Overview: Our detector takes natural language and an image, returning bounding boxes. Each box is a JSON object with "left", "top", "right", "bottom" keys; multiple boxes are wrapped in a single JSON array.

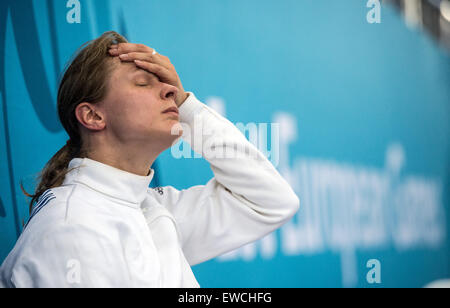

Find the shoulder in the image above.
[
  {"left": 24, "top": 183, "right": 118, "bottom": 231},
  {"left": 150, "top": 186, "right": 166, "bottom": 196},
  {"left": 3, "top": 219, "right": 126, "bottom": 287},
  {"left": 21, "top": 191, "right": 113, "bottom": 252},
  {"left": 148, "top": 184, "right": 207, "bottom": 199},
  {"left": 147, "top": 185, "right": 180, "bottom": 200},
  {"left": 147, "top": 184, "right": 193, "bottom": 208},
  {"left": 146, "top": 181, "right": 216, "bottom": 211},
  {"left": 22, "top": 186, "right": 74, "bottom": 231},
  {"left": 19, "top": 184, "right": 120, "bottom": 253}
]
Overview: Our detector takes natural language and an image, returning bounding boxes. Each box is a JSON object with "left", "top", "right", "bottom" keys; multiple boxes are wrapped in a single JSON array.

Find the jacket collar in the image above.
[{"left": 62, "top": 157, "right": 154, "bottom": 206}]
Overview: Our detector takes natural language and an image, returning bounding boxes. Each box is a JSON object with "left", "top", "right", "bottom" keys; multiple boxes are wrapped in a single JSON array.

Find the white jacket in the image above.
[{"left": 0, "top": 91, "right": 300, "bottom": 288}]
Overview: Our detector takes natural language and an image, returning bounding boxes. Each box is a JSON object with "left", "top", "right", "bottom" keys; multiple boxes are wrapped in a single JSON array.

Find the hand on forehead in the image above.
[
  {"left": 108, "top": 42, "right": 188, "bottom": 107},
  {"left": 109, "top": 43, "right": 171, "bottom": 80}
]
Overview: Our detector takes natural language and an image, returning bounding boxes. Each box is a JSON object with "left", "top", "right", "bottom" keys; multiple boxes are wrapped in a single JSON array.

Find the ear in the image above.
[{"left": 75, "top": 102, "right": 106, "bottom": 131}]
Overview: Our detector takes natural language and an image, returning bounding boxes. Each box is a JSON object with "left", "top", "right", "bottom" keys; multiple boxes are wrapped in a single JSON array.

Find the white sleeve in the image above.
[
  {"left": 10, "top": 222, "right": 131, "bottom": 288},
  {"left": 149, "top": 92, "right": 300, "bottom": 266}
]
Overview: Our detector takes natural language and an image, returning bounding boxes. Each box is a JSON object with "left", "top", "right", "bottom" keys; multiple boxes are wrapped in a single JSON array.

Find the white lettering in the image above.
[{"left": 66, "top": 0, "right": 81, "bottom": 24}]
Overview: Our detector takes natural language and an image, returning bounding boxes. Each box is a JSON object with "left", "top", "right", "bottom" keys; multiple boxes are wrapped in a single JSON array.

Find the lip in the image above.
[
  {"left": 164, "top": 111, "right": 179, "bottom": 119},
  {"left": 162, "top": 106, "right": 179, "bottom": 115}
]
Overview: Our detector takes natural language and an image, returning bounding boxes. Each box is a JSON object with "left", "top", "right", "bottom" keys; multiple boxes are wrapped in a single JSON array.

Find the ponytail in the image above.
[{"left": 21, "top": 139, "right": 82, "bottom": 214}]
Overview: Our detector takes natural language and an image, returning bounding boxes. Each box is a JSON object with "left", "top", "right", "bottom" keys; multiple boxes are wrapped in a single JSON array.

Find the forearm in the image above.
[{"left": 178, "top": 91, "right": 300, "bottom": 218}]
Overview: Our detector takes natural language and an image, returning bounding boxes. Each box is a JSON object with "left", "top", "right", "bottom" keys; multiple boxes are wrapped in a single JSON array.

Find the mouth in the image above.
[{"left": 162, "top": 106, "right": 179, "bottom": 115}]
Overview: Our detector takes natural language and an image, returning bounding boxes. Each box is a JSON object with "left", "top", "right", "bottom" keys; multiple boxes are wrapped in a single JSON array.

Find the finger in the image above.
[
  {"left": 134, "top": 60, "right": 173, "bottom": 83},
  {"left": 111, "top": 43, "right": 154, "bottom": 55},
  {"left": 118, "top": 52, "right": 173, "bottom": 70}
]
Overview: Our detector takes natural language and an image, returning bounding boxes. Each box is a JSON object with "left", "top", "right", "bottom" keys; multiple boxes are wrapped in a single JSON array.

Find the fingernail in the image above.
[{"left": 119, "top": 54, "right": 129, "bottom": 59}]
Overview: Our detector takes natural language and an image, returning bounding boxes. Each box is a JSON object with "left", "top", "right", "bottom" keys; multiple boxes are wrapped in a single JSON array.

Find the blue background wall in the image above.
[{"left": 0, "top": 0, "right": 449, "bottom": 287}]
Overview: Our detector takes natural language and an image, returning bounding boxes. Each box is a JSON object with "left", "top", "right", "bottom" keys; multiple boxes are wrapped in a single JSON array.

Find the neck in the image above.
[{"left": 86, "top": 139, "right": 165, "bottom": 176}]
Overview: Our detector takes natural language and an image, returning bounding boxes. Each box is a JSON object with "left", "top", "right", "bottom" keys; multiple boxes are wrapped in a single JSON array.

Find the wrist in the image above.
[{"left": 177, "top": 92, "right": 189, "bottom": 107}]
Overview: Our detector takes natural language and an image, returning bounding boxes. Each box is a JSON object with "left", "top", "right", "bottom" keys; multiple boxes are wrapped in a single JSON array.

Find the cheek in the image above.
[{"left": 106, "top": 90, "right": 160, "bottom": 131}]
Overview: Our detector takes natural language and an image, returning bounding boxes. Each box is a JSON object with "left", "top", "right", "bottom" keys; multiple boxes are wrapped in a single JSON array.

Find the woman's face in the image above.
[{"left": 100, "top": 59, "right": 183, "bottom": 147}]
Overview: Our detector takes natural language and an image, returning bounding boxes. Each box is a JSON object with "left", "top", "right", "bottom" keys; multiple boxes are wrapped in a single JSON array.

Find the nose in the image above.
[{"left": 160, "top": 83, "right": 179, "bottom": 102}]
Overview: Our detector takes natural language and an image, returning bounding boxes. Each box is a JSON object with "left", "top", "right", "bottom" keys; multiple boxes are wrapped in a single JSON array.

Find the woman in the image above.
[{"left": 0, "top": 31, "right": 299, "bottom": 287}]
